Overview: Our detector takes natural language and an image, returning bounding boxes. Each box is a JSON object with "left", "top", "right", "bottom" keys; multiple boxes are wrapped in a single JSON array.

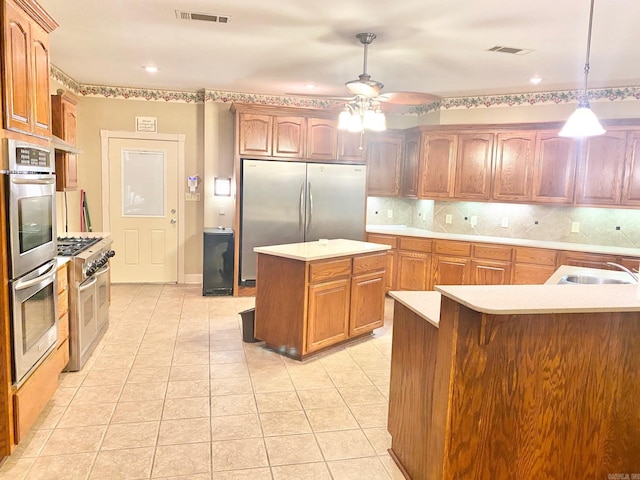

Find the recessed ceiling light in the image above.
[
  {"left": 529, "top": 76, "right": 542, "bottom": 85},
  {"left": 143, "top": 66, "right": 158, "bottom": 73},
  {"left": 305, "top": 84, "right": 316, "bottom": 89}
]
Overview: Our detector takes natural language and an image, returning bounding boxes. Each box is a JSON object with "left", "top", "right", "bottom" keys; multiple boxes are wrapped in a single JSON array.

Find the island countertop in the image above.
[{"left": 254, "top": 238, "right": 390, "bottom": 261}]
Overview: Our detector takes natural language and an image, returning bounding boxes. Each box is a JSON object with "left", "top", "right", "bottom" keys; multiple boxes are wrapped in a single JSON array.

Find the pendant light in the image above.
[{"left": 558, "top": 0, "right": 605, "bottom": 138}]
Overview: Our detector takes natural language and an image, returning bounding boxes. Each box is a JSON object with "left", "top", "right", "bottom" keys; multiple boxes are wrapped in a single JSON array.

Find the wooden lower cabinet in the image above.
[
  {"left": 306, "top": 279, "right": 350, "bottom": 354},
  {"left": 255, "top": 250, "right": 386, "bottom": 359},
  {"left": 512, "top": 246, "right": 557, "bottom": 284},
  {"left": 558, "top": 251, "right": 618, "bottom": 270},
  {"left": 471, "top": 260, "right": 511, "bottom": 285},
  {"left": 396, "top": 251, "right": 431, "bottom": 290},
  {"left": 433, "top": 255, "right": 470, "bottom": 286}
]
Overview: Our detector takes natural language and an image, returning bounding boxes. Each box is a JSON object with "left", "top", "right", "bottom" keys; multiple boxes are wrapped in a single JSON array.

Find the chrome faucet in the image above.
[{"left": 606, "top": 262, "right": 639, "bottom": 283}]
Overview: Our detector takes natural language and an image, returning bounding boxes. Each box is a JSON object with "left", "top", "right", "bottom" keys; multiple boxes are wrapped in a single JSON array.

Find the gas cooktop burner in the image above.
[{"left": 57, "top": 236, "right": 102, "bottom": 256}]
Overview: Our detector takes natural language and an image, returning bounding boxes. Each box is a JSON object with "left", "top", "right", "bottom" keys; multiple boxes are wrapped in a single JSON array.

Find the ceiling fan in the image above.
[{"left": 290, "top": 32, "right": 440, "bottom": 110}]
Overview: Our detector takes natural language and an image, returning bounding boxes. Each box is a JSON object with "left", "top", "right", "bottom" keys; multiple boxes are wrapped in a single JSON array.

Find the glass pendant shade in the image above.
[
  {"left": 559, "top": 105, "right": 605, "bottom": 138},
  {"left": 338, "top": 109, "right": 351, "bottom": 130}
]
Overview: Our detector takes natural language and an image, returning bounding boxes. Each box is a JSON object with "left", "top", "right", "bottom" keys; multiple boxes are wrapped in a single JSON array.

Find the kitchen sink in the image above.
[{"left": 558, "top": 274, "right": 632, "bottom": 285}]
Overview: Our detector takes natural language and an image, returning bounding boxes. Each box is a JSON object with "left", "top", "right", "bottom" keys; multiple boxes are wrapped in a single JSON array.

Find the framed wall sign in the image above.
[{"left": 135, "top": 116, "right": 158, "bottom": 133}]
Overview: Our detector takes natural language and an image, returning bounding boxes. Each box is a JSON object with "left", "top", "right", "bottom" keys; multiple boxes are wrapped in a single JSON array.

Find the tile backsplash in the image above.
[{"left": 367, "top": 197, "right": 640, "bottom": 249}]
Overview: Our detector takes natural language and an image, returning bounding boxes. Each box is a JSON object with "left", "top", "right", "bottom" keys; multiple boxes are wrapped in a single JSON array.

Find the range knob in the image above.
[{"left": 106, "top": 250, "right": 116, "bottom": 258}]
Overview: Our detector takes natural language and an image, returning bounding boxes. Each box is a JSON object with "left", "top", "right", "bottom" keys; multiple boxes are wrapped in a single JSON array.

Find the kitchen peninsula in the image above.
[
  {"left": 387, "top": 283, "right": 640, "bottom": 479},
  {"left": 254, "top": 239, "right": 389, "bottom": 358}
]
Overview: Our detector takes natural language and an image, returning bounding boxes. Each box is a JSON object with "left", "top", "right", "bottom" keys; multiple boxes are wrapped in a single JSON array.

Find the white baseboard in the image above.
[{"left": 184, "top": 274, "right": 203, "bottom": 285}]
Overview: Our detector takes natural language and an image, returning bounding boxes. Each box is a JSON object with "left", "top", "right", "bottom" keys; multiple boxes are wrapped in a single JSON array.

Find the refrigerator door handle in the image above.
[
  {"left": 307, "top": 181, "right": 313, "bottom": 235},
  {"left": 299, "top": 184, "right": 305, "bottom": 235}
]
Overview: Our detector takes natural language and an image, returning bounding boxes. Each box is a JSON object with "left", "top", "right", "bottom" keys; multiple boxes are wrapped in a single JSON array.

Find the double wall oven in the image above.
[{"left": 2, "top": 139, "right": 58, "bottom": 386}]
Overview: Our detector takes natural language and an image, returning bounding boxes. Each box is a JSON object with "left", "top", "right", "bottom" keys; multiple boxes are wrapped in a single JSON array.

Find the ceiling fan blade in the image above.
[{"left": 378, "top": 92, "right": 441, "bottom": 105}]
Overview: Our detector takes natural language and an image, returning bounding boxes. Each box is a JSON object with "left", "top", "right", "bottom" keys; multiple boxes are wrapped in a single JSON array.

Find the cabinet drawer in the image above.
[
  {"left": 473, "top": 244, "right": 512, "bottom": 262},
  {"left": 309, "top": 258, "right": 352, "bottom": 283},
  {"left": 367, "top": 234, "right": 398, "bottom": 249},
  {"left": 13, "top": 341, "right": 66, "bottom": 443},
  {"left": 57, "top": 311, "right": 69, "bottom": 346},
  {"left": 514, "top": 247, "right": 557, "bottom": 266},
  {"left": 434, "top": 240, "right": 472, "bottom": 257},
  {"left": 57, "top": 265, "right": 68, "bottom": 294},
  {"left": 399, "top": 237, "right": 433, "bottom": 253},
  {"left": 58, "top": 290, "right": 68, "bottom": 317},
  {"left": 353, "top": 253, "right": 386, "bottom": 274}
]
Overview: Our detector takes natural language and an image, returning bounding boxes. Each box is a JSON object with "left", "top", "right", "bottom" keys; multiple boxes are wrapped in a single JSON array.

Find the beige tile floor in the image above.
[{"left": 0, "top": 284, "right": 404, "bottom": 480}]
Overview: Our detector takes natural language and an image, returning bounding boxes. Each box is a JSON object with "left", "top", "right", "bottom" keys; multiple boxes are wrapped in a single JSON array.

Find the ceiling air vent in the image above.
[
  {"left": 487, "top": 45, "right": 533, "bottom": 55},
  {"left": 175, "top": 10, "right": 231, "bottom": 24}
]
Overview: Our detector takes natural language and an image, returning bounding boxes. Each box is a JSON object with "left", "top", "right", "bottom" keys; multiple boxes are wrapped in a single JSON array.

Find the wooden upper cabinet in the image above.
[
  {"left": 273, "top": 116, "right": 305, "bottom": 158},
  {"left": 402, "top": 133, "right": 420, "bottom": 197},
  {"left": 3, "top": 0, "right": 32, "bottom": 133},
  {"left": 532, "top": 132, "right": 578, "bottom": 203},
  {"left": 454, "top": 133, "right": 494, "bottom": 200},
  {"left": 419, "top": 134, "right": 457, "bottom": 198},
  {"left": 366, "top": 133, "right": 403, "bottom": 196},
  {"left": 492, "top": 132, "right": 535, "bottom": 201},
  {"left": 51, "top": 91, "right": 78, "bottom": 191},
  {"left": 238, "top": 113, "right": 272, "bottom": 156},
  {"left": 2, "top": 0, "right": 56, "bottom": 137},
  {"left": 575, "top": 130, "right": 627, "bottom": 205},
  {"left": 622, "top": 129, "right": 640, "bottom": 206},
  {"left": 338, "top": 131, "right": 366, "bottom": 163},
  {"left": 306, "top": 118, "right": 338, "bottom": 160}
]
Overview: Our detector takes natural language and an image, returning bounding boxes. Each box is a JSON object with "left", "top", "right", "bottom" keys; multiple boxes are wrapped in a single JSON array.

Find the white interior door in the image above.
[{"left": 108, "top": 138, "right": 178, "bottom": 283}]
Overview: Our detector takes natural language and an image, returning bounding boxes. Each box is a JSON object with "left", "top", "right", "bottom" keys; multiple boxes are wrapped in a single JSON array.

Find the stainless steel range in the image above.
[{"left": 57, "top": 236, "right": 115, "bottom": 371}]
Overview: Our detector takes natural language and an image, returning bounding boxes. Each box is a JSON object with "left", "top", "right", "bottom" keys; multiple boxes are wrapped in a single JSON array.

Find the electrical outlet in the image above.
[
  {"left": 501, "top": 217, "right": 509, "bottom": 228},
  {"left": 445, "top": 214, "right": 453, "bottom": 224},
  {"left": 571, "top": 222, "right": 580, "bottom": 233},
  {"left": 470, "top": 215, "right": 477, "bottom": 227},
  {"left": 387, "top": 209, "right": 393, "bottom": 219},
  {"left": 185, "top": 192, "right": 200, "bottom": 201}
]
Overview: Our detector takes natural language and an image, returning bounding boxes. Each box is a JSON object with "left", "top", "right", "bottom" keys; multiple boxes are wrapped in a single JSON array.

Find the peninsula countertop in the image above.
[{"left": 254, "top": 238, "right": 390, "bottom": 262}]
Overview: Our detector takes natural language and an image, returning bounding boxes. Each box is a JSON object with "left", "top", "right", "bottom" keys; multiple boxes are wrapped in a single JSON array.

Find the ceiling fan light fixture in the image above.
[
  {"left": 347, "top": 113, "right": 363, "bottom": 133},
  {"left": 338, "top": 108, "right": 352, "bottom": 130},
  {"left": 559, "top": 0, "right": 605, "bottom": 138}
]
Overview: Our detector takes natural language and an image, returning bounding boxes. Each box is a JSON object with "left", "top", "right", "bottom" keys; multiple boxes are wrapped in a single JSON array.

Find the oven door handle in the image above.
[
  {"left": 10, "top": 177, "right": 56, "bottom": 185},
  {"left": 79, "top": 276, "right": 98, "bottom": 292},
  {"left": 14, "top": 262, "right": 57, "bottom": 291},
  {"left": 95, "top": 264, "right": 110, "bottom": 277}
]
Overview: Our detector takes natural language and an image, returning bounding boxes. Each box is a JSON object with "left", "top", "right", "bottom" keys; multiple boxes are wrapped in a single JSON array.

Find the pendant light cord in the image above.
[{"left": 582, "top": 0, "right": 596, "bottom": 104}]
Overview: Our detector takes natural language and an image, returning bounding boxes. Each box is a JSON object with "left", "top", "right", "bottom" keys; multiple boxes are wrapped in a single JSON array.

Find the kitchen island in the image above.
[
  {"left": 387, "top": 283, "right": 640, "bottom": 479},
  {"left": 254, "top": 239, "right": 390, "bottom": 359}
]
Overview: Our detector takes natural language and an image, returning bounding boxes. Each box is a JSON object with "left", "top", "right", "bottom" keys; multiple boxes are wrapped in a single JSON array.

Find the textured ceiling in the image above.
[{"left": 39, "top": 0, "right": 640, "bottom": 100}]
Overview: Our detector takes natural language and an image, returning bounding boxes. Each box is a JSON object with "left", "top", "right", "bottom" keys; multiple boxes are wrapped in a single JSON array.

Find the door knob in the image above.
[{"left": 170, "top": 218, "right": 177, "bottom": 224}]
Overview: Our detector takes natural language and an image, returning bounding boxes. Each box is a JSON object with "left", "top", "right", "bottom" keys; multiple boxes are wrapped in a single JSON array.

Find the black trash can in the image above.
[{"left": 240, "top": 308, "right": 259, "bottom": 343}]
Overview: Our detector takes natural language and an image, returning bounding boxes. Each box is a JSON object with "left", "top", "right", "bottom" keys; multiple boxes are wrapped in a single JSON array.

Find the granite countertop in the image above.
[
  {"left": 254, "top": 238, "right": 390, "bottom": 261},
  {"left": 366, "top": 225, "right": 640, "bottom": 257}
]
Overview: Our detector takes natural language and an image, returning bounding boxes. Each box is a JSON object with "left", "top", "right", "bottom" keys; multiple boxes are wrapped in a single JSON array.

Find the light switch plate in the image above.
[
  {"left": 470, "top": 215, "right": 477, "bottom": 227},
  {"left": 387, "top": 209, "right": 393, "bottom": 219}
]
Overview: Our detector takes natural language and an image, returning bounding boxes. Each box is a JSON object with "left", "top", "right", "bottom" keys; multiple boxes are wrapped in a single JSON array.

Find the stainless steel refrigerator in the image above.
[{"left": 240, "top": 159, "right": 367, "bottom": 284}]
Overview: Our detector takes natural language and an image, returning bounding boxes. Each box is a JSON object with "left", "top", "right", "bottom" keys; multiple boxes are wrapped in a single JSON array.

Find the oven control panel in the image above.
[{"left": 84, "top": 250, "right": 116, "bottom": 277}]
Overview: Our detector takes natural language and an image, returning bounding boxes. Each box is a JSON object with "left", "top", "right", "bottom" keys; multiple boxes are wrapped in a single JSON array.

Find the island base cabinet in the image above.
[
  {"left": 349, "top": 271, "right": 385, "bottom": 336},
  {"left": 388, "top": 296, "right": 640, "bottom": 479},
  {"left": 306, "top": 279, "right": 350, "bottom": 354}
]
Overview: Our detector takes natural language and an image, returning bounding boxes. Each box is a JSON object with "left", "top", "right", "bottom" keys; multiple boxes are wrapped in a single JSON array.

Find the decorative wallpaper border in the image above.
[{"left": 52, "top": 65, "right": 640, "bottom": 113}]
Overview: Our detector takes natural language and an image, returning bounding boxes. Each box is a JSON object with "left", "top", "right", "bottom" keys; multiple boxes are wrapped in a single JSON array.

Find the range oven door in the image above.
[
  {"left": 7, "top": 172, "right": 57, "bottom": 278},
  {"left": 10, "top": 260, "right": 58, "bottom": 386},
  {"left": 95, "top": 264, "right": 110, "bottom": 334},
  {"left": 78, "top": 276, "right": 98, "bottom": 365}
]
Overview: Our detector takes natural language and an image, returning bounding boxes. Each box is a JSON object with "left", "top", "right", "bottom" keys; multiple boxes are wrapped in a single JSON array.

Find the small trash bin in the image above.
[{"left": 240, "top": 308, "right": 259, "bottom": 343}]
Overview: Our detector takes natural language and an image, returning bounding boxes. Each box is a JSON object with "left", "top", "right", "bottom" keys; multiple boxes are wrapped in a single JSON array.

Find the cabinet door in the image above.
[
  {"left": 238, "top": 113, "right": 272, "bottom": 156},
  {"left": 419, "top": 134, "right": 457, "bottom": 198},
  {"left": 350, "top": 271, "right": 385, "bottom": 336},
  {"left": 454, "top": 133, "right": 494, "bottom": 200},
  {"left": 512, "top": 264, "right": 556, "bottom": 285},
  {"left": 402, "top": 133, "right": 420, "bottom": 197},
  {"left": 532, "top": 133, "right": 578, "bottom": 203},
  {"left": 396, "top": 251, "right": 431, "bottom": 291},
  {"left": 471, "top": 260, "right": 512, "bottom": 285},
  {"left": 433, "top": 256, "right": 470, "bottom": 286},
  {"left": 492, "top": 132, "right": 535, "bottom": 201},
  {"left": 273, "top": 116, "right": 305, "bottom": 158},
  {"left": 575, "top": 131, "right": 627, "bottom": 205},
  {"left": 3, "top": 0, "right": 32, "bottom": 133},
  {"left": 622, "top": 130, "right": 640, "bottom": 206},
  {"left": 367, "top": 134, "right": 403, "bottom": 196},
  {"left": 306, "top": 278, "right": 350, "bottom": 354},
  {"left": 307, "top": 118, "right": 338, "bottom": 160},
  {"left": 384, "top": 251, "right": 397, "bottom": 291},
  {"left": 30, "top": 21, "right": 51, "bottom": 137},
  {"left": 338, "top": 131, "right": 367, "bottom": 163}
]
